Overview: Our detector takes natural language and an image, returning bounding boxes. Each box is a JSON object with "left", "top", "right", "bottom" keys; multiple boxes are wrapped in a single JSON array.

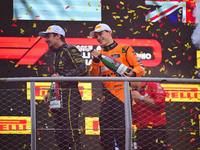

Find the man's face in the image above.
[
  {"left": 94, "top": 30, "right": 112, "bottom": 47},
  {"left": 45, "top": 33, "right": 59, "bottom": 49},
  {"left": 130, "top": 82, "right": 143, "bottom": 91}
]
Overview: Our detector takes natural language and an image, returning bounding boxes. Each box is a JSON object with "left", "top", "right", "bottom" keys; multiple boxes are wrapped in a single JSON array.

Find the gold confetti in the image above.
[
  {"left": 106, "top": 5, "right": 109, "bottom": 10},
  {"left": 164, "top": 32, "right": 169, "bottom": 35},
  {"left": 48, "top": 112, "right": 52, "bottom": 117},
  {"left": 20, "top": 28, "right": 25, "bottom": 34},
  {"left": 172, "top": 55, "right": 176, "bottom": 58},
  {"left": 43, "top": 74, "right": 47, "bottom": 77},
  {"left": 33, "top": 23, "right": 36, "bottom": 28},
  {"left": 146, "top": 25, "right": 150, "bottom": 31},
  {"left": 137, "top": 5, "right": 150, "bottom": 10},
  {"left": 120, "top": 1, "right": 124, "bottom": 5}
]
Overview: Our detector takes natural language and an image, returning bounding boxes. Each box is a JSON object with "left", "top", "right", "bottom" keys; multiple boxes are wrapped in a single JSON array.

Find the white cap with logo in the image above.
[
  {"left": 89, "top": 23, "right": 112, "bottom": 38},
  {"left": 39, "top": 25, "right": 65, "bottom": 38}
]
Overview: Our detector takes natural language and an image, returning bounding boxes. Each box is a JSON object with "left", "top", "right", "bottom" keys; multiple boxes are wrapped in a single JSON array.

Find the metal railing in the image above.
[{"left": 0, "top": 77, "right": 199, "bottom": 150}]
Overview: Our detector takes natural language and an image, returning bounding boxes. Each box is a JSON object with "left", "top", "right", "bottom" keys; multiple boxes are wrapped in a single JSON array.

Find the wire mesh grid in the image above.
[{"left": 0, "top": 82, "right": 199, "bottom": 150}]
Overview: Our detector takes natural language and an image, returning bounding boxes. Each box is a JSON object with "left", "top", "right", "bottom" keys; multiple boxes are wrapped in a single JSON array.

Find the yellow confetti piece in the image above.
[
  {"left": 33, "top": 23, "right": 36, "bottom": 28},
  {"left": 97, "top": 98, "right": 101, "bottom": 101},
  {"left": 88, "top": 2, "right": 91, "bottom": 7},
  {"left": 27, "top": 65, "right": 31, "bottom": 68},
  {"left": 117, "top": 24, "right": 122, "bottom": 26},
  {"left": 161, "top": 112, "right": 166, "bottom": 115},
  {"left": 124, "top": 15, "right": 129, "bottom": 19},
  {"left": 127, "top": 10, "right": 135, "bottom": 13},
  {"left": 147, "top": 126, "right": 152, "bottom": 129},
  {"left": 168, "top": 48, "right": 172, "bottom": 52},
  {"left": 146, "top": 25, "right": 150, "bottom": 31},
  {"left": 159, "top": 67, "right": 165, "bottom": 72},
  {"left": 133, "top": 31, "right": 140, "bottom": 34},
  {"left": 10, "top": 61, "right": 15, "bottom": 64},
  {"left": 149, "top": 22, "right": 153, "bottom": 26},
  {"left": 15, "top": 64, "right": 19, "bottom": 68},
  {"left": 70, "top": 19, "right": 75, "bottom": 21},
  {"left": 182, "top": 106, "right": 186, "bottom": 109},
  {"left": 38, "top": 138, "right": 41, "bottom": 140},
  {"left": 106, "top": 5, "right": 109, "bottom": 10},
  {"left": 137, "top": 5, "right": 150, "bottom": 10},
  {"left": 160, "top": 140, "right": 164, "bottom": 144},
  {"left": 164, "top": 32, "right": 169, "bottom": 35},
  {"left": 156, "top": 28, "right": 161, "bottom": 31},
  {"left": 156, "top": 138, "right": 158, "bottom": 143},
  {"left": 20, "top": 28, "right": 25, "bottom": 34},
  {"left": 43, "top": 74, "right": 47, "bottom": 77},
  {"left": 190, "top": 132, "right": 196, "bottom": 135},
  {"left": 26, "top": 13, "right": 29, "bottom": 15},
  {"left": 169, "top": 61, "right": 173, "bottom": 65},
  {"left": 23, "top": 144, "right": 26, "bottom": 149},
  {"left": 35, "top": 102, "right": 38, "bottom": 105},
  {"left": 48, "top": 112, "right": 52, "bottom": 117},
  {"left": 29, "top": 7, "right": 32, "bottom": 10},
  {"left": 171, "top": 55, "right": 176, "bottom": 58},
  {"left": 190, "top": 119, "right": 196, "bottom": 126},
  {"left": 148, "top": 70, "right": 151, "bottom": 74},
  {"left": 120, "top": 1, "right": 124, "bottom": 5}
]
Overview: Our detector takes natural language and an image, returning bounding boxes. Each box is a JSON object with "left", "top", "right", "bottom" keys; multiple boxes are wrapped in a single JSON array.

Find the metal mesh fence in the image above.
[{"left": 0, "top": 80, "right": 199, "bottom": 150}]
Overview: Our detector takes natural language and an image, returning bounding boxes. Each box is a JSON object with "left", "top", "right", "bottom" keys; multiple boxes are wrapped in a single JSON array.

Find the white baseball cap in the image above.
[
  {"left": 39, "top": 25, "right": 65, "bottom": 38},
  {"left": 89, "top": 23, "right": 112, "bottom": 38}
]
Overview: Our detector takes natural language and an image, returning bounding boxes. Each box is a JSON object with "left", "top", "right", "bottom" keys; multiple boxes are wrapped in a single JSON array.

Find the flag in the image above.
[{"left": 145, "top": 0, "right": 196, "bottom": 23}]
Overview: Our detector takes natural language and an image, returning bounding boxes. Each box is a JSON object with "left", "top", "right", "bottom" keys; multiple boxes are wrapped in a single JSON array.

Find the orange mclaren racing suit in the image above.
[
  {"left": 89, "top": 41, "right": 145, "bottom": 150},
  {"left": 90, "top": 41, "right": 145, "bottom": 102}
]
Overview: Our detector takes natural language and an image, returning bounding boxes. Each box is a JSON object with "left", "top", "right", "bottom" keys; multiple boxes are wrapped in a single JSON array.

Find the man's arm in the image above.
[
  {"left": 57, "top": 46, "right": 87, "bottom": 77},
  {"left": 126, "top": 46, "right": 145, "bottom": 77}
]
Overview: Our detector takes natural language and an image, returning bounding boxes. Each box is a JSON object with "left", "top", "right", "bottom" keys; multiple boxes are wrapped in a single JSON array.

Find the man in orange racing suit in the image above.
[{"left": 89, "top": 23, "right": 145, "bottom": 150}]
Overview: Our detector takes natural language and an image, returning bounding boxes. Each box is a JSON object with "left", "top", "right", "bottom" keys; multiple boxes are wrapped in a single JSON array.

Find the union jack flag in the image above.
[{"left": 145, "top": 0, "right": 196, "bottom": 23}]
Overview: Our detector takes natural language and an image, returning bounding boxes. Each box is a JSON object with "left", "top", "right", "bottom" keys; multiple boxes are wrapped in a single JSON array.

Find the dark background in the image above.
[{"left": 0, "top": 0, "right": 199, "bottom": 150}]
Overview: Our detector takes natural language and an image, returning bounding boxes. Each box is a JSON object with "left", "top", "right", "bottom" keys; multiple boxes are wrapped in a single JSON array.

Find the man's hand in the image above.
[
  {"left": 44, "top": 93, "right": 50, "bottom": 103},
  {"left": 51, "top": 74, "right": 60, "bottom": 77},
  {"left": 91, "top": 49, "right": 101, "bottom": 59},
  {"left": 131, "top": 90, "right": 141, "bottom": 100},
  {"left": 122, "top": 69, "right": 135, "bottom": 77}
]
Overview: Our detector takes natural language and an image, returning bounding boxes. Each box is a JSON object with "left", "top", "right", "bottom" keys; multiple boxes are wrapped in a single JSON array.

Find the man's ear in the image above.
[{"left": 56, "top": 34, "right": 61, "bottom": 40}]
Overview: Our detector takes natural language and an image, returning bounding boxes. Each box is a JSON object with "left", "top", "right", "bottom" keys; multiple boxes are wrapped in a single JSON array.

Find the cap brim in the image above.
[
  {"left": 38, "top": 31, "right": 47, "bottom": 38},
  {"left": 89, "top": 30, "right": 103, "bottom": 38}
]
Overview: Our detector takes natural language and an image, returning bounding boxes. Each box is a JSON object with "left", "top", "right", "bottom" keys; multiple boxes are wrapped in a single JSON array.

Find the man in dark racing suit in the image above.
[{"left": 40, "top": 25, "right": 87, "bottom": 150}]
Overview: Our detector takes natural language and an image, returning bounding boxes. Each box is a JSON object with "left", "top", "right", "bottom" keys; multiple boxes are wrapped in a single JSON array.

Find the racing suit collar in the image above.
[
  {"left": 51, "top": 42, "right": 68, "bottom": 53},
  {"left": 103, "top": 41, "right": 118, "bottom": 51}
]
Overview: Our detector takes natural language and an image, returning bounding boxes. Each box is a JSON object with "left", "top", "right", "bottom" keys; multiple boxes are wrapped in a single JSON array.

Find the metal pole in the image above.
[
  {"left": 1, "top": 77, "right": 200, "bottom": 84},
  {"left": 124, "top": 81, "right": 132, "bottom": 150},
  {"left": 30, "top": 82, "right": 36, "bottom": 150}
]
